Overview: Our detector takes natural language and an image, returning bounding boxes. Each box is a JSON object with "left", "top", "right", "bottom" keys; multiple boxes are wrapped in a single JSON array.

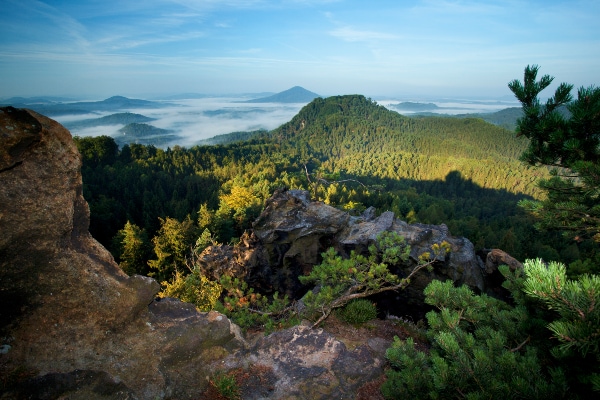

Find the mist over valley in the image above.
[{"left": 1, "top": 88, "right": 522, "bottom": 148}]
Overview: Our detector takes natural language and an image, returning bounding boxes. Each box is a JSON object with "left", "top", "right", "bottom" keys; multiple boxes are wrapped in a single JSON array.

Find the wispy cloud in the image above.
[
  {"left": 329, "top": 27, "right": 399, "bottom": 43},
  {"left": 99, "top": 31, "right": 207, "bottom": 51}
]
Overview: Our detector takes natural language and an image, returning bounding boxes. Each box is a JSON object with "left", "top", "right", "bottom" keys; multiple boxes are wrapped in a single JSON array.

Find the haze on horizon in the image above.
[{"left": 1, "top": 0, "right": 599, "bottom": 100}]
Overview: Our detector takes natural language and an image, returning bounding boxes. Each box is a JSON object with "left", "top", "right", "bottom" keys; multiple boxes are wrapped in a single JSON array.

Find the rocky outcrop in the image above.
[
  {"left": 199, "top": 188, "right": 489, "bottom": 316},
  {"left": 0, "top": 107, "right": 413, "bottom": 399},
  {"left": 0, "top": 107, "right": 246, "bottom": 399}
]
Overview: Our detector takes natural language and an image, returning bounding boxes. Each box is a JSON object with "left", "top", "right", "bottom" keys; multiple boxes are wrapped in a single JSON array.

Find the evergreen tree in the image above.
[
  {"left": 148, "top": 216, "right": 197, "bottom": 282},
  {"left": 112, "top": 220, "right": 150, "bottom": 276},
  {"left": 522, "top": 258, "right": 600, "bottom": 391},
  {"left": 509, "top": 65, "right": 600, "bottom": 242}
]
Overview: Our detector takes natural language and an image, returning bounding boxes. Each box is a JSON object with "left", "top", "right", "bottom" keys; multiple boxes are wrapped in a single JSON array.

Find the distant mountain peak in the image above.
[
  {"left": 243, "top": 86, "right": 320, "bottom": 103},
  {"left": 104, "top": 95, "right": 130, "bottom": 102}
]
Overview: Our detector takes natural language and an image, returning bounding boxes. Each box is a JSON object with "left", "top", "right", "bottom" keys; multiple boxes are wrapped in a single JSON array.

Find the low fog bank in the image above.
[{"left": 54, "top": 97, "right": 305, "bottom": 148}]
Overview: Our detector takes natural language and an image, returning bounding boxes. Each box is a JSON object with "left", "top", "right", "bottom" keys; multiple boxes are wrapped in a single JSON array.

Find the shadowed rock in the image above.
[{"left": 199, "top": 188, "right": 488, "bottom": 316}]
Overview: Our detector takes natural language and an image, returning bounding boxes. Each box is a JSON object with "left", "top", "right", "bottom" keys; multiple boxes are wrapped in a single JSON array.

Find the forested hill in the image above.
[
  {"left": 266, "top": 95, "right": 544, "bottom": 196},
  {"left": 272, "top": 95, "right": 526, "bottom": 160}
]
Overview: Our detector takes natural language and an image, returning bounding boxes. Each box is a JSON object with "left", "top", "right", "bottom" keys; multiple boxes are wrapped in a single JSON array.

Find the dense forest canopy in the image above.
[{"left": 73, "top": 94, "right": 597, "bottom": 278}]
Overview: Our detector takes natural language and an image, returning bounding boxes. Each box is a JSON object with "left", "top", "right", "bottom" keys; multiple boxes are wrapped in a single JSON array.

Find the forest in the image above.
[
  {"left": 73, "top": 68, "right": 600, "bottom": 397},
  {"left": 75, "top": 94, "right": 594, "bottom": 279}
]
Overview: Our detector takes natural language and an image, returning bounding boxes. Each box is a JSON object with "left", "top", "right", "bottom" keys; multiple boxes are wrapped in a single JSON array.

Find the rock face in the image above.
[
  {"left": 0, "top": 107, "right": 247, "bottom": 399},
  {"left": 0, "top": 107, "right": 412, "bottom": 399},
  {"left": 199, "top": 188, "right": 489, "bottom": 316}
]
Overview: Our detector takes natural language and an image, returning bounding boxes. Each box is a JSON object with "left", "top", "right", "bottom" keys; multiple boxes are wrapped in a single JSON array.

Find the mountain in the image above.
[
  {"left": 460, "top": 107, "right": 523, "bottom": 130},
  {"left": 1, "top": 96, "right": 171, "bottom": 116},
  {"left": 0, "top": 96, "right": 76, "bottom": 105},
  {"left": 389, "top": 101, "right": 440, "bottom": 111},
  {"left": 195, "top": 129, "right": 267, "bottom": 146},
  {"left": 242, "top": 86, "right": 320, "bottom": 103},
  {"left": 64, "top": 112, "right": 155, "bottom": 130},
  {"left": 115, "top": 123, "right": 179, "bottom": 147},
  {"left": 270, "top": 95, "right": 528, "bottom": 161}
]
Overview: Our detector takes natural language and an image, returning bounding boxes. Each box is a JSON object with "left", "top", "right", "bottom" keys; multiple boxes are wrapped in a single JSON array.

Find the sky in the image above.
[{"left": 1, "top": 0, "right": 599, "bottom": 99}]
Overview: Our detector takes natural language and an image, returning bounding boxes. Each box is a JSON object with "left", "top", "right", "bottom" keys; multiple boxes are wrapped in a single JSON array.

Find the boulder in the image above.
[{"left": 223, "top": 324, "right": 386, "bottom": 399}]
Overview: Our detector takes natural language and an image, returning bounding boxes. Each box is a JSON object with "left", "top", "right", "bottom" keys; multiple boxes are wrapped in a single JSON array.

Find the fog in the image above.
[
  {"left": 55, "top": 97, "right": 307, "bottom": 148},
  {"left": 377, "top": 98, "right": 520, "bottom": 115},
  {"left": 53, "top": 96, "right": 520, "bottom": 148}
]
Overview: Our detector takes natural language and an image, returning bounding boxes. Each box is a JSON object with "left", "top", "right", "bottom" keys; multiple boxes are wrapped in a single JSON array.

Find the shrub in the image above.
[
  {"left": 210, "top": 370, "right": 241, "bottom": 400},
  {"left": 158, "top": 269, "right": 222, "bottom": 311},
  {"left": 337, "top": 299, "right": 378, "bottom": 324},
  {"left": 381, "top": 258, "right": 600, "bottom": 398}
]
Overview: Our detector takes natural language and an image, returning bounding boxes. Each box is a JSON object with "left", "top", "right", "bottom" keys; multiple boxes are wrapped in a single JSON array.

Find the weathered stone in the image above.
[
  {"left": 0, "top": 107, "right": 245, "bottom": 399},
  {"left": 483, "top": 248, "right": 524, "bottom": 300},
  {"left": 200, "top": 188, "right": 487, "bottom": 316},
  {"left": 230, "top": 325, "right": 385, "bottom": 399},
  {"left": 11, "top": 369, "right": 138, "bottom": 400}
]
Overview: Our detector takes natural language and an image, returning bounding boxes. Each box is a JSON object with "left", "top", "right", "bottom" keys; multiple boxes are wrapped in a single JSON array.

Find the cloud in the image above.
[{"left": 329, "top": 27, "right": 399, "bottom": 43}]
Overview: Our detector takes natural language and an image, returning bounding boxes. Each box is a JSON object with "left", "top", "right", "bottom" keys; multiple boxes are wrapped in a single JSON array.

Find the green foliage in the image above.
[
  {"left": 210, "top": 370, "right": 241, "bottom": 400},
  {"left": 158, "top": 269, "right": 222, "bottom": 312},
  {"left": 147, "top": 216, "right": 197, "bottom": 282},
  {"left": 300, "top": 232, "right": 449, "bottom": 326},
  {"left": 509, "top": 65, "right": 600, "bottom": 244},
  {"left": 337, "top": 299, "right": 378, "bottom": 325},
  {"left": 112, "top": 220, "right": 150, "bottom": 275},
  {"left": 522, "top": 259, "right": 600, "bottom": 369},
  {"left": 382, "top": 258, "right": 600, "bottom": 398},
  {"left": 217, "top": 275, "right": 297, "bottom": 332},
  {"left": 73, "top": 135, "right": 118, "bottom": 167},
  {"left": 382, "top": 279, "right": 568, "bottom": 399}
]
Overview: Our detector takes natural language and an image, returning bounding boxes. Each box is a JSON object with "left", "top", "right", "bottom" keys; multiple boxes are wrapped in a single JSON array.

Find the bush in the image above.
[
  {"left": 210, "top": 370, "right": 241, "bottom": 400},
  {"left": 158, "top": 269, "right": 222, "bottom": 311},
  {"left": 337, "top": 299, "right": 378, "bottom": 324},
  {"left": 381, "top": 258, "right": 600, "bottom": 398}
]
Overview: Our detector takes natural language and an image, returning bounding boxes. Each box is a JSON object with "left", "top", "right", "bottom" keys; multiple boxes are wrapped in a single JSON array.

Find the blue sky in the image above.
[{"left": 1, "top": 0, "right": 598, "bottom": 99}]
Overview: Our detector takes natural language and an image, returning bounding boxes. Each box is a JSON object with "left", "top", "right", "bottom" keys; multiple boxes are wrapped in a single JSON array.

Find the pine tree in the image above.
[
  {"left": 381, "top": 259, "right": 600, "bottom": 398},
  {"left": 381, "top": 279, "right": 568, "bottom": 399},
  {"left": 113, "top": 220, "right": 150, "bottom": 276},
  {"left": 148, "top": 216, "right": 197, "bottom": 282},
  {"left": 508, "top": 65, "right": 600, "bottom": 242},
  {"left": 522, "top": 258, "right": 600, "bottom": 391}
]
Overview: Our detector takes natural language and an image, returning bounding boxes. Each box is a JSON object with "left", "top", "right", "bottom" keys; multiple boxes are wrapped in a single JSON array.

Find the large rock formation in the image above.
[
  {"left": 198, "top": 188, "right": 490, "bottom": 317},
  {"left": 0, "top": 107, "right": 250, "bottom": 398},
  {"left": 0, "top": 107, "right": 413, "bottom": 399}
]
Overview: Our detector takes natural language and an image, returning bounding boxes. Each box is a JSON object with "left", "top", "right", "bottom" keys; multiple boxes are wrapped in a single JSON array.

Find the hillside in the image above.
[
  {"left": 243, "top": 86, "right": 321, "bottom": 103},
  {"left": 2, "top": 95, "right": 170, "bottom": 116},
  {"left": 267, "top": 95, "right": 542, "bottom": 196},
  {"left": 195, "top": 129, "right": 267, "bottom": 145},
  {"left": 64, "top": 112, "right": 155, "bottom": 130},
  {"left": 115, "top": 122, "right": 179, "bottom": 147},
  {"left": 68, "top": 93, "right": 570, "bottom": 271}
]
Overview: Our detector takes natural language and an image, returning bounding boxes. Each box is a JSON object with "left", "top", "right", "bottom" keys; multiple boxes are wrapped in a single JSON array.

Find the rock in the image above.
[
  {"left": 12, "top": 369, "right": 138, "bottom": 400},
  {"left": 0, "top": 107, "right": 245, "bottom": 399},
  {"left": 483, "top": 248, "right": 524, "bottom": 300},
  {"left": 485, "top": 248, "right": 523, "bottom": 274},
  {"left": 200, "top": 188, "right": 487, "bottom": 317},
  {"left": 228, "top": 325, "right": 385, "bottom": 399}
]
